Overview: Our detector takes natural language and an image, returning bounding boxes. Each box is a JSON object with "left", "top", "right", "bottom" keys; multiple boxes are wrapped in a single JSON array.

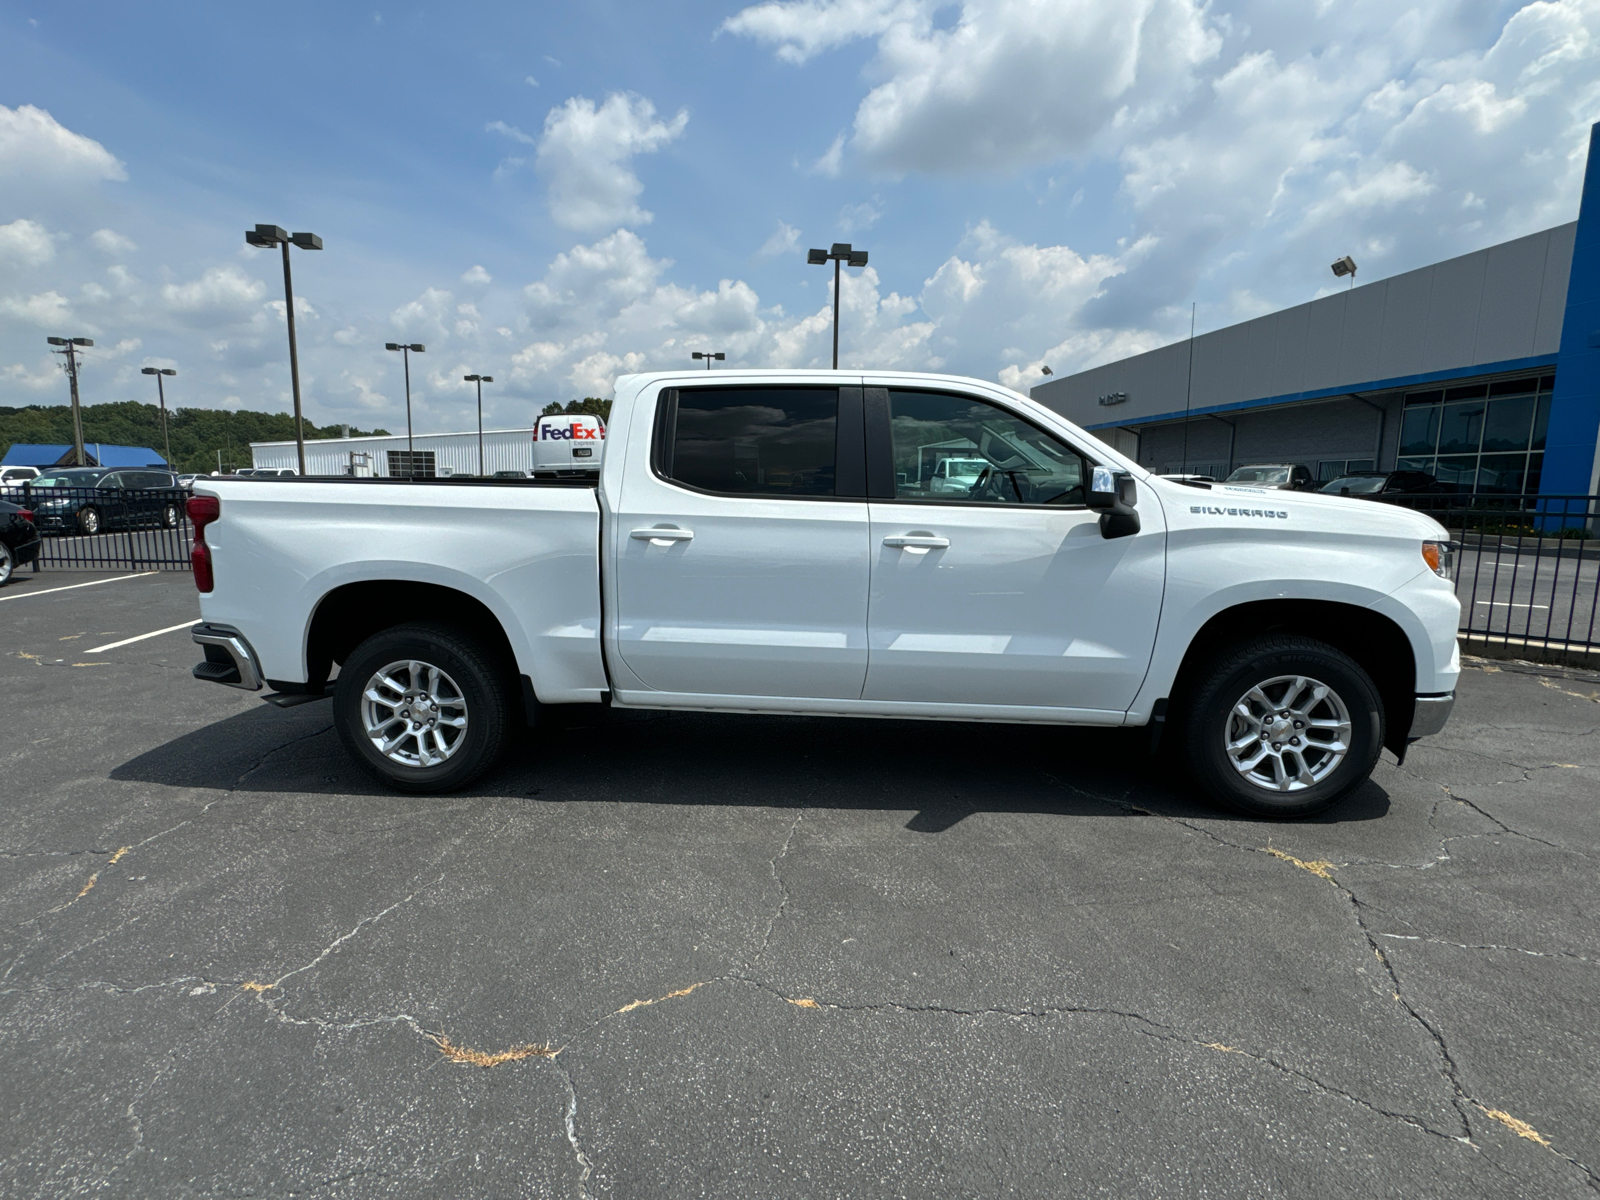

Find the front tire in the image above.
[
  {"left": 1183, "top": 634, "right": 1383, "bottom": 818},
  {"left": 162, "top": 502, "right": 180, "bottom": 529},
  {"left": 77, "top": 506, "right": 101, "bottom": 536},
  {"left": 0, "top": 541, "right": 13, "bottom": 586},
  {"left": 333, "top": 622, "right": 514, "bottom": 793}
]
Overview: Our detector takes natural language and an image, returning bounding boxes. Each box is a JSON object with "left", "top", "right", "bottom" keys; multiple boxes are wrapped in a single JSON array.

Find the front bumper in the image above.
[
  {"left": 192, "top": 623, "right": 264, "bottom": 691},
  {"left": 1410, "top": 692, "right": 1455, "bottom": 739}
]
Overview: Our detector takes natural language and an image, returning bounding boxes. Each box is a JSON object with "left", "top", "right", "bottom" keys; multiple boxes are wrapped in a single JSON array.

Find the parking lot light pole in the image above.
[
  {"left": 245, "top": 225, "right": 322, "bottom": 475},
  {"left": 463, "top": 374, "right": 493, "bottom": 475},
  {"left": 691, "top": 351, "right": 725, "bottom": 369},
  {"left": 806, "top": 243, "right": 869, "bottom": 369},
  {"left": 140, "top": 367, "right": 177, "bottom": 468},
  {"left": 46, "top": 337, "right": 94, "bottom": 465},
  {"left": 385, "top": 343, "right": 426, "bottom": 473}
]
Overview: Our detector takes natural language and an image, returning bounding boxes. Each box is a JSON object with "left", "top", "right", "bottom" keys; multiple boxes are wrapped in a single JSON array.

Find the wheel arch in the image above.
[
  {"left": 302, "top": 580, "right": 533, "bottom": 724},
  {"left": 1168, "top": 599, "right": 1417, "bottom": 755}
]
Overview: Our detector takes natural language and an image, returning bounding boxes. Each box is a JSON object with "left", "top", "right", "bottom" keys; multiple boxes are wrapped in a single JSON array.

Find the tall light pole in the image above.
[
  {"left": 47, "top": 337, "right": 94, "bottom": 465},
  {"left": 463, "top": 374, "right": 493, "bottom": 475},
  {"left": 245, "top": 224, "right": 322, "bottom": 475},
  {"left": 385, "top": 343, "right": 426, "bottom": 474},
  {"left": 140, "top": 367, "right": 177, "bottom": 468},
  {"left": 806, "top": 242, "right": 869, "bottom": 369},
  {"left": 691, "top": 351, "right": 725, "bottom": 369}
]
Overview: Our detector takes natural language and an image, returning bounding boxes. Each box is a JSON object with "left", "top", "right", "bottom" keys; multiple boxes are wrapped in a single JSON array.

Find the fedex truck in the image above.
[{"left": 532, "top": 412, "right": 605, "bottom": 477}]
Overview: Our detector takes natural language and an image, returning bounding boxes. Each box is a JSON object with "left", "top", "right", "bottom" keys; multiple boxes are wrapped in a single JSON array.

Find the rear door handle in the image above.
[
  {"left": 883, "top": 535, "right": 949, "bottom": 549},
  {"left": 631, "top": 527, "right": 694, "bottom": 543}
]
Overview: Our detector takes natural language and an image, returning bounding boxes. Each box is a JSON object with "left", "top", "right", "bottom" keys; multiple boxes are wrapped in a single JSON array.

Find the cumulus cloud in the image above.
[
  {"left": 0, "top": 104, "right": 126, "bottom": 184},
  {"left": 160, "top": 267, "right": 267, "bottom": 316},
  {"left": 0, "top": 218, "right": 55, "bottom": 266},
  {"left": 2, "top": 290, "right": 75, "bottom": 327},
  {"left": 461, "top": 264, "right": 492, "bottom": 284},
  {"left": 757, "top": 220, "right": 802, "bottom": 257},
  {"left": 535, "top": 93, "right": 689, "bottom": 231},
  {"left": 90, "top": 228, "right": 138, "bottom": 255}
]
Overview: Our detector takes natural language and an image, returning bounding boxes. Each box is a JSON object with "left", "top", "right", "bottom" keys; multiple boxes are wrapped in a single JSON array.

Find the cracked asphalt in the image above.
[{"left": 3, "top": 570, "right": 1599, "bottom": 1198}]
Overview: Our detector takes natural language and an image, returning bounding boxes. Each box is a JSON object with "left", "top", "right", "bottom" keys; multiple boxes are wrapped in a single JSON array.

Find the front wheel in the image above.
[
  {"left": 333, "top": 622, "right": 514, "bottom": 793},
  {"left": 162, "top": 502, "right": 180, "bottom": 528},
  {"left": 0, "top": 541, "right": 13, "bottom": 586},
  {"left": 77, "top": 506, "right": 101, "bottom": 536},
  {"left": 1183, "top": 634, "right": 1383, "bottom": 819}
]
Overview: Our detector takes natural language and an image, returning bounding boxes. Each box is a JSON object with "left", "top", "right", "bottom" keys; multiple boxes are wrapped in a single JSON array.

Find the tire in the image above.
[
  {"left": 333, "top": 622, "right": 514, "bottom": 793},
  {"left": 1182, "top": 634, "right": 1383, "bottom": 819},
  {"left": 77, "top": 506, "right": 101, "bottom": 536},
  {"left": 0, "top": 541, "right": 13, "bottom": 586},
  {"left": 162, "top": 502, "right": 180, "bottom": 529}
]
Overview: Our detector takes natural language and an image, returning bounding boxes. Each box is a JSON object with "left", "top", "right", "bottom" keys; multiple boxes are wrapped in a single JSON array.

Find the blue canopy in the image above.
[{"left": 1, "top": 443, "right": 168, "bottom": 468}]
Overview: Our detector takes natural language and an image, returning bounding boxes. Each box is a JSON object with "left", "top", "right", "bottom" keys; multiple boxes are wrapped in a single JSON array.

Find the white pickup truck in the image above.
[{"left": 188, "top": 370, "right": 1459, "bottom": 818}]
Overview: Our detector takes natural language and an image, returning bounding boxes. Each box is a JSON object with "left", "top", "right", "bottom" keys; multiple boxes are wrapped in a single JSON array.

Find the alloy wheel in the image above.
[
  {"left": 1224, "top": 674, "right": 1352, "bottom": 792},
  {"left": 360, "top": 659, "right": 470, "bottom": 769}
]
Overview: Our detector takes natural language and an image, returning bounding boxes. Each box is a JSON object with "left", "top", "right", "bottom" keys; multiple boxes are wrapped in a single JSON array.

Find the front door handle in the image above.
[
  {"left": 883, "top": 535, "right": 949, "bottom": 549},
  {"left": 631, "top": 527, "right": 694, "bottom": 544}
]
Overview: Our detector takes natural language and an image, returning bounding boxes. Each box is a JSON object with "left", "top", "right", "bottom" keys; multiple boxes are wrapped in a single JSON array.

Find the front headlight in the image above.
[{"left": 1422, "top": 540, "right": 1455, "bottom": 581}]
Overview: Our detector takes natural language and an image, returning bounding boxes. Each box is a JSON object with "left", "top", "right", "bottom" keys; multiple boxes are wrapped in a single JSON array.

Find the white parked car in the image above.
[
  {"left": 927, "top": 457, "right": 989, "bottom": 495},
  {"left": 187, "top": 370, "right": 1459, "bottom": 818},
  {"left": 1, "top": 465, "right": 41, "bottom": 497}
]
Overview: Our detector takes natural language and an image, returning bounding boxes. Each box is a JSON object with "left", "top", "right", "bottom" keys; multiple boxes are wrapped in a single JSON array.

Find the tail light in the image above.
[
  {"left": 188, "top": 495, "right": 220, "bottom": 593},
  {"left": 16, "top": 509, "right": 32, "bottom": 523}
]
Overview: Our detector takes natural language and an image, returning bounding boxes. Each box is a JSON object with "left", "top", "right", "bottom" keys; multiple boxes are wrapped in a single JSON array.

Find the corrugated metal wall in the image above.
[{"left": 249, "top": 429, "right": 536, "bottom": 475}]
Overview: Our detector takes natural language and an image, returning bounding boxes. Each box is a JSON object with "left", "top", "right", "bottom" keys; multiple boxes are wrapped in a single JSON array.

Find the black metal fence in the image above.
[
  {"left": 1384, "top": 491, "right": 1600, "bottom": 658},
  {"left": 17, "top": 486, "right": 193, "bottom": 572}
]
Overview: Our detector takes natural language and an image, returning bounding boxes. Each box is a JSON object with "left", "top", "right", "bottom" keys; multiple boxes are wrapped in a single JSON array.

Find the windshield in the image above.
[
  {"left": 31, "top": 472, "right": 103, "bottom": 487},
  {"left": 1320, "top": 475, "right": 1387, "bottom": 495},
  {"left": 1226, "top": 466, "right": 1290, "bottom": 485}
]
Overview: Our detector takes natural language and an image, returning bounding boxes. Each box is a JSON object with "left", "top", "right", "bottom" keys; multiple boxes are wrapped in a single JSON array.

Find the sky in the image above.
[{"left": 1, "top": 0, "right": 1597, "bottom": 437}]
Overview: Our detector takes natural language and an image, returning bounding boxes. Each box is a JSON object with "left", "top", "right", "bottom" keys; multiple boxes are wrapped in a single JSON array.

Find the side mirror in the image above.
[{"left": 1087, "top": 466, "right": 1140, "bottom": 539}]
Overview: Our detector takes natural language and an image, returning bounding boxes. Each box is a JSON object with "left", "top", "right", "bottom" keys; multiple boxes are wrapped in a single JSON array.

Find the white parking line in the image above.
[
  {"left": 1473, "top": 600, "right": 1550, "bottom": 609},
  {"left": 86, "top": 621, "right": 198, "bottom": 654},
  {"left": 0, "top": 572, "right": 159, "bottom": 602}
]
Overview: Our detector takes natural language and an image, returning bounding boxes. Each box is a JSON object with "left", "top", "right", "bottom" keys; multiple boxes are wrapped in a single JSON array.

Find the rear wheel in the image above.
[
  {"left": 1183, "top": 634, "right": 1383, "bottom": 818},
  {"left": 333, "top": 622, "right": 513, "bottom": 793},
  {"left": 162, "top": 502, "right": 180, "bottom": 528},
  {"left": 0, "top": 541, "right": 13, "bottom": 586}
]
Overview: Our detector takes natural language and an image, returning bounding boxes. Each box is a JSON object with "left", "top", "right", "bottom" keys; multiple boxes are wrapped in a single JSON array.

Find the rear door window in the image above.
[{"left": 659, "top": 386, "right": 841, "bottom": 497}]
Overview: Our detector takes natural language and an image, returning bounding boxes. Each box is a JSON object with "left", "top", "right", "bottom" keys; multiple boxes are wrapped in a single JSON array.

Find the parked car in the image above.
[
  {"left": 177, "top": 474, "right": 202, "bottom": 490},
  {"left": 493, "top": 470, "right": 530, "bottom": 479},
  {"left": 247, "top": 468, "right": 299, "bottom": 477},
  {"left": 1, "top": 465, "right": 41, "bottom": 497},
  {"left": 1159, "top": 473, "right": 1217, "bottom": 484},
  {"left": 187, "top": 369, "right": 1459, "bottom": 819},
  {"left": 25, "top": 467, "right": 184, "bottom": 535},
  {"left": 1319, "top": 470, "right": 1446, "bottom": 497},
  {"left": 0, "top": 499, "right": 41, "bottom": 584},
  {"left": 1223, "top": 463, "right": 1315, "bottom": 490}
]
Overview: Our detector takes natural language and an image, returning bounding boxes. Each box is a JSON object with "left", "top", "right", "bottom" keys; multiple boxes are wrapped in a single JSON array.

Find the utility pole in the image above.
[{"left": 47, "top": 337, "right": 94, "bottom": 465}]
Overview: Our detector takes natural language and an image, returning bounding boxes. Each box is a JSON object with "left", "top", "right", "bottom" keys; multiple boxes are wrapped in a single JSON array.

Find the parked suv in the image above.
[
  {"left": 1223, "top": 463, "right": 1315, "bottom": 490},
  {"left": 25, "top": 468, "right": 184, "bottom": 535}
]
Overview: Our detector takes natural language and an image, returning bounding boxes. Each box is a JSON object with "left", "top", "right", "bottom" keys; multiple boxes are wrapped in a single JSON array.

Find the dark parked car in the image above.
[
  {"left": 1318, "top": 470, "right": 1448, "bottom": 497},
  {"left": 1222, "top": 463, "right": 1316, "bottom": 490},
  {"left": 0, "top": 499, "right": 41, "bottom": 584},
  {"left": 24, "top": 467, "right": 184, "bottom": 536}
]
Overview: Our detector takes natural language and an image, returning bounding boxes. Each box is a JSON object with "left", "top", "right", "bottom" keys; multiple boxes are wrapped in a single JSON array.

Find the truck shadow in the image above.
[{"left": 110, "top": 700, "right": 1391, "bottom": 830}]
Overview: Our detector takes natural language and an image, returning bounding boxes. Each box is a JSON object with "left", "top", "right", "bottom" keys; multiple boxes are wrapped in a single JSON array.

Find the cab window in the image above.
[{"left": 886, "top": 390, "right": 1087, "bottom": 506}]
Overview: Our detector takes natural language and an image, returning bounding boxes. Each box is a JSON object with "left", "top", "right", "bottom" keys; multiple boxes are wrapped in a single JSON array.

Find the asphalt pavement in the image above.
[{"left": 3, "top": 571, "right": 1598, "bottom": 1198}]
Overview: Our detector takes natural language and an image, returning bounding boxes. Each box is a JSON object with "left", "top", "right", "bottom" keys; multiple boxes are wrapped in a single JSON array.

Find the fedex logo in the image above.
[{"left": 538, "top": 422, "right": 605, "bottom": 441}]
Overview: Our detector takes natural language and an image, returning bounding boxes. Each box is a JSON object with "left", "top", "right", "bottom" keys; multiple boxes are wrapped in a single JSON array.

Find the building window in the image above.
[
  {"left": 1396, "top": 374, "right": 1552, "bottom": 494},
  {"left": 1318, "top": 459, "right": 1376, "bottom": 481},
  {"left": 1164, "top": 461, "right": 1229, "bottom": 480},
  {"left": 388, "top": 450, "right": 437, "bottom": 478}
]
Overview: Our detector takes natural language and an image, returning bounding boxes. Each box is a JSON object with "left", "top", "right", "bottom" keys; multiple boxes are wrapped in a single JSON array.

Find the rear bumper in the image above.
[
  {"left": 192, "top": 623, "right": 264, "bottom": 691},
  {"left": 1409, "top": 692, "right": 1455, "bottom": 739}
]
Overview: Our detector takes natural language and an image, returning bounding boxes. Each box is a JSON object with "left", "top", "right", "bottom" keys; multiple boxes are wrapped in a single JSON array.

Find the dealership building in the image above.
[{"left": 1033, "top": 122, "right": 1600, "bottom": 498}]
